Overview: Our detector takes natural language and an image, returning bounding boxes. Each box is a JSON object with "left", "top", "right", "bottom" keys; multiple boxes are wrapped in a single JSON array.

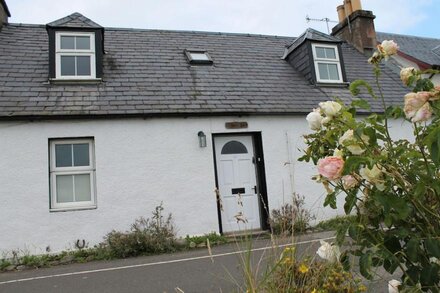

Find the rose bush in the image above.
[{"left": 300, "top": 40, "right": 440, "bottom": 291}]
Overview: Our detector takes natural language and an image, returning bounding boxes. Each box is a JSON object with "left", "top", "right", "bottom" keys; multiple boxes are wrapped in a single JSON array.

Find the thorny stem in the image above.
[{"left": 374, "top": 67, "right": 394, "bottom": 149}]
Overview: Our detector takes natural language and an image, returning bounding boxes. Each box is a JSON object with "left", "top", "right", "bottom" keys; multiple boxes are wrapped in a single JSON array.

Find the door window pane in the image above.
[
  {"left": 60, "top": 36, "right": 75, "bottom": 49},
  {"left": 76, "top": 36, "right": 90, "bottom": 50},
  {"left": 76, "top": 56, "right": 91, "bottom": 76},
  {"left": 56, "top": 175, "right": 74, "bottom": 203},
  {"left": 55, "top": 144, "right": 72, "bottom": 167},
  {"left": 221, "top": 141, "right": 248, "bottom": 154},
  {"left": 61, "top": 56, "right": 76, "bottom": 76},
  {"left": 74, "top": 174, "right": 91, "bottom": 201}
]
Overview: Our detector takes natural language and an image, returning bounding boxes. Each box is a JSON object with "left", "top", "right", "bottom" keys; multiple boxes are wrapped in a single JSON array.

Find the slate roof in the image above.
[
  {"left": 377, "top": 32, "right": 440, "bottom": 66},
  {"left": 0, "top": 19, "right": 408, "bottom": 119},
  {"left": 46, "top": 12, "right": 102, "bottom": 28}
]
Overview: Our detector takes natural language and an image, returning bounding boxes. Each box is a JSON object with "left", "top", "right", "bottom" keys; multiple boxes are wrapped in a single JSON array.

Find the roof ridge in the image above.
[
  {"left": 377, "top": 31, "right": 440, "bottom": 41},
  {"left": 46, "top": 12, "right": 102, "bottom": 28}
]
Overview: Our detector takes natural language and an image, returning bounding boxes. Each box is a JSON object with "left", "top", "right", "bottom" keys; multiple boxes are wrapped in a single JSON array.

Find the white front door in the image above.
[{"left": 214, "top": 135, "right": 261, "bottom": 233}]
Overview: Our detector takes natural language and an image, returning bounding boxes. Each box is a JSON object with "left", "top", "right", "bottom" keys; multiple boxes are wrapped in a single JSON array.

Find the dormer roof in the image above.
[
  {"left": 46, "top": 12, "right": 102, "bottom": 29},
  {"left": 283, "top": 28, "right": 341, "bottom": 59}
]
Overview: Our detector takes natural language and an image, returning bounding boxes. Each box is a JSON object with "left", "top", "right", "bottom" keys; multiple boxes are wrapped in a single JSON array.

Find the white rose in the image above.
[
  {"left": 306, "top": 109, "right": 323, "bottom": 131},
  {"left": 379, "top": 40, "right": 399, "bottom": 59},
  {"left": 388, "top": 279, "right": 401, "bottom": 293},
  {"left": 339, "top": 129, "right": 369, "bottom": 155},
  {"left": 319, "top": 101, "right": 342, "bottom": 117},
  {"left": 400, "top": 67, "right": 416, "bottom": 86},
  {"left": 360, "top": 164, "right": 385, "bottom": 191},
  {"left": 316, "top": 240, "right": 340, "bottom": 263}
]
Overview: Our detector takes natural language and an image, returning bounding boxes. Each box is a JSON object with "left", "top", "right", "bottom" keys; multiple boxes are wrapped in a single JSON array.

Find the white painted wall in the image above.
[
  {"left": 390, "top": 55, "right": 440, "bottom": 85},
  {"left": 0, "top": 115, "right": 413, "bottom": 254}
]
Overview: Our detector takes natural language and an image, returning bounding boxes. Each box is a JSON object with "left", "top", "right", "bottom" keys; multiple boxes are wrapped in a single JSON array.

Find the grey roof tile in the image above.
[
  {"left": 0, "top": 23, "right": 408, "bottom": 118},
  {"left": 46, "top": 12, "right": 102, "bottom": 28}
]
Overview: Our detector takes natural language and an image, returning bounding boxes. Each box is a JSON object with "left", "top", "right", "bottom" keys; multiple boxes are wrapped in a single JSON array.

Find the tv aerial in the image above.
[{"left": 306, "top": 15, "right": 338, "bottom": 34}]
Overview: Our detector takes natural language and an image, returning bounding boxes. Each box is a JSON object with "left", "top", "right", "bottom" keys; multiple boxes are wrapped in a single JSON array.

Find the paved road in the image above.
[{"left": 0, "top": 231, "right": 392, "bottom": 293}]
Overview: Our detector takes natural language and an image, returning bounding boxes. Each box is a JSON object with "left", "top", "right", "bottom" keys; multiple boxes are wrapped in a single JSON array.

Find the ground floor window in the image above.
[{"left": 49, "top": 138, "right": 96, "bottom": 210}]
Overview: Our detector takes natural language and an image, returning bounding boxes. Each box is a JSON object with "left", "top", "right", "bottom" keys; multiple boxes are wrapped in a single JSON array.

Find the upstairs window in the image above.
[
  {"left": 55, "top": 32, "right": 96, "bottom": 79},
  {"left": 312, "top": 44, "right": 343, "bottom": 83},
  {"left": 185, "top": 50, "right": 213, "bottom": 65}
]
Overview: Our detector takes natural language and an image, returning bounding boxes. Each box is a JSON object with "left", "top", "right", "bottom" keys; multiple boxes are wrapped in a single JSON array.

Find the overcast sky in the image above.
[{"left": 6, "top": 0, "right": 440, "bottom": 38}]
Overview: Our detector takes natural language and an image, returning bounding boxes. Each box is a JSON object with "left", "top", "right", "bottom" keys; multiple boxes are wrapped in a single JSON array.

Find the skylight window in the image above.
[{"left": 185, "top": 50, "right": 213, "bottom": 65}]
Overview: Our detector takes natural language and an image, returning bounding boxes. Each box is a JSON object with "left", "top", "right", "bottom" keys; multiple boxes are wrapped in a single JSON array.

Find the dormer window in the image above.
[
  {"left": 56, "top": 32, "right": 95, "bottom": 79},
  {"left": 185, "top": 50, "right": 213, "bottom": 65},
  {"left": 312, "top": 43, "right": 343, "bottom": 83}
]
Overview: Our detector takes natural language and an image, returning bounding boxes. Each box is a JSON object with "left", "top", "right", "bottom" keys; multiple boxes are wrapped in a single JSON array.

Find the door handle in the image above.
[{"left": 252, "top": 185, "right": 257, "bottom": 194}]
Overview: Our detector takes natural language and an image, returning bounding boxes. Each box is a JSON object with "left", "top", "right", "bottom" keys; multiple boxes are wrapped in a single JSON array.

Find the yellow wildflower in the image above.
[
  {"left": 311, "top": 289, "right": 317, "bottom": 293},
  {"left": 282, "top": 257, "right": 293, "bottom": 265},
  {"left": 298, "top": 263, "right": 309, "bottom": 273}
]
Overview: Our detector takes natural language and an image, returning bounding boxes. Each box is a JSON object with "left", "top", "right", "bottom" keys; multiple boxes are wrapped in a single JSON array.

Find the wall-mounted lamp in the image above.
[{"left": 198, "top": 131, "right": 207, "bottom": 148}]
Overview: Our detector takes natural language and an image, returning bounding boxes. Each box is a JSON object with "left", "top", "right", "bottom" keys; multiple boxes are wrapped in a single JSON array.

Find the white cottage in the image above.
[{"left": 0, "top": 1, "right": 409, "bottom": 254}]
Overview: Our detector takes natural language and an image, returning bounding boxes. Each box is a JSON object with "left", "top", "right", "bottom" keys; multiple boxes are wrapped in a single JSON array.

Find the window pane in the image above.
[
  {"left": 60, "top": 36, "right": 75, "bottom": 49},
  {"left": 315, "top": 47, "right": 326, "bottom": 58},
  {"left": 328, "top": 64, "right": 340, "bottom": 80},
  {"left": 73, "top": 143, "right": 90, "bottom": 166},
  {"left": 74, "top": 174, "right": 91, "bottom": 202},
  {"left": 318, "top": 63, "right": 330, "bottom": 80},
  {"left": 325, "top": 48, "right": 336, "bottom": 59},
  {"left": 76, "top": 56, "right": 91, "bottom": 76},
  {"left": 221, "top": 141, "right": 248, "bottom": 154},
  {"left": 56, "top": 175, "right": 74, "bottom": 203},
  {"left": 60, "top": 56, "right": 76, "bottom": 76},
  {"left": 55, "top": 144, "right": 72, "bottom": 167},
  {"left": 190, "top": 53, "right": 209, "bottom": 60},
  {"left": 75, "top": 36, "right": 90, "bottom": 50}
]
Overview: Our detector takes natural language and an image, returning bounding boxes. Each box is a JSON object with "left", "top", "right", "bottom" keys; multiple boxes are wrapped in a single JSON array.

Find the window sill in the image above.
[
  {"left": 50, "top": 205, "right": 97, "bottom": 212},
  {"left": 315, "top": 82, "right": 350, "bottom": 88},
  {"left": 49, "top": 78, "right": 103, "bottom": 85}
]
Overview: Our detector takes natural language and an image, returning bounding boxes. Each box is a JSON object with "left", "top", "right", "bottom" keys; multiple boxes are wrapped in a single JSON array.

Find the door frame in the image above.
[{"left": 212, "top": 132, "right": 269, "bottom": 234}]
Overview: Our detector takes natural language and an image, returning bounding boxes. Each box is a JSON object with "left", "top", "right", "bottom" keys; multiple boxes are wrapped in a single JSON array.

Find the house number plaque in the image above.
[{"left": 225, "top": 122, "right": 248, "bottom": 129}]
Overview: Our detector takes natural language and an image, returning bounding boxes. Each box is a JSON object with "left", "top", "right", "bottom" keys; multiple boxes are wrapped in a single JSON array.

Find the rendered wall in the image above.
[{"left": 0, "top": 116, "right": 411, "bottom": 254}]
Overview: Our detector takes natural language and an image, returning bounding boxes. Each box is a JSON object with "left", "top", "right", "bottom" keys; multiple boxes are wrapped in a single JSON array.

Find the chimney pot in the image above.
[
  {"left": 351, "top": 0, "right": 362, "bottom": 12},
  {"left": 337, "top": 5, "right": 346, "bottom": 22},
  {"left": 344, "top": 0, "right": 353, "bottom": 16}
]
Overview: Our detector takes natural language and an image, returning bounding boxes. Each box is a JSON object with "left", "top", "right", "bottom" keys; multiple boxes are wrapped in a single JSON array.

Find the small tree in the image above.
[{"left": 300, "top": 40, "right": 440, "bottom": 291}]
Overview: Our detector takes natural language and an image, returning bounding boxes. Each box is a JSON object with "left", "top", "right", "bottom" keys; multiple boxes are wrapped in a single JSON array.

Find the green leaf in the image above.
[
  {"left": 344, "top": 192, "right": 357, "bottom": 214},
  {"left": 424, "top": 126, "right": 440, "bottom": 166},
  {"left": 384, "top": 235, "right": 401, "bottom": 254},
  {"left": 420, "top": 264, "right": 440, "bottom": 287},
  {"left": 406, "top": 238, "right": 420, "bottom": 263},
  {"left": 359, "top": 252, "right": 373, "bottom": 279},
  {"left": 351, "top": 99, "right": 371, "bottom": 110},
  {"left": 384, "top": 258, "right": 399, "bottom": 274},
  {"left": 349, "top": 80, "right": 377, "bottom": 99},
  {"left": 342, "top": 156, "right": 373, "bottom": 175},
  {"left": 425, "top": 238, "right": 440, "bottom": 258},
  {"left": 324, "top": 192, "right": 337, "bottom": 209}
]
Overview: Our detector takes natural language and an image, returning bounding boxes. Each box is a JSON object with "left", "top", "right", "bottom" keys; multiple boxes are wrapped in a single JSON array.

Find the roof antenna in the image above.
[{"left": 306, "top": 15, "right": 338, "bottom": 34}]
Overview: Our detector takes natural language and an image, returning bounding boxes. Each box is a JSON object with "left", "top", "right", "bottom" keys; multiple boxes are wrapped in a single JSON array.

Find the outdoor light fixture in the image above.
[{"left": 198, "top": 131, "right": 207, "bottom": 148}]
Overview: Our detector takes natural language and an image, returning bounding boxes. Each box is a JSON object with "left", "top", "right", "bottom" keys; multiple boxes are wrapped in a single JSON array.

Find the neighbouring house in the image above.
[
  {"left": 0, "top": 0, "right": 410, "bottom": 254},
  {"left": 376, "top": 32, "right": 440, "bottom": 85}
]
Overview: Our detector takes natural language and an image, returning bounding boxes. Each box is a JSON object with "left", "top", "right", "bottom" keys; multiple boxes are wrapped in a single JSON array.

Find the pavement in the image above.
[{"left": 0, "top": 231, "right": 395, "bottom": 293}]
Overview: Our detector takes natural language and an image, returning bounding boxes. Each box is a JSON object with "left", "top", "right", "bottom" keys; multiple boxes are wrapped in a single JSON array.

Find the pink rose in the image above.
[
  {"left": 342, "top": 175, "right": 357, "bottom": 189},
  {"left": 318, "top": 156, "right": 344, "bottom": 181},
  {"left": 404, "top": 92, "right": 432, "bottom": 122}
]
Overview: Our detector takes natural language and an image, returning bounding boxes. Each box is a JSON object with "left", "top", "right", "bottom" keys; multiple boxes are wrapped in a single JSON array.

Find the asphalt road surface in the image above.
[{"left": 0, "top": 231, "right": 392, "bottom": 293}]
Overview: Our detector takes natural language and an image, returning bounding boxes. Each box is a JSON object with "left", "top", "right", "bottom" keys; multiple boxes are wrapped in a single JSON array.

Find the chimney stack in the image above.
[
  {"left": 331, "top": 0, "right": 377, "bottom": 55},
  {"left": 0, "top": 0, "right": 11, "bottom": 29}
]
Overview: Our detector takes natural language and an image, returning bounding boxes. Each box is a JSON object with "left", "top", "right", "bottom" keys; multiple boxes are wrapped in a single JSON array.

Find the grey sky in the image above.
[{"left": 7, "top": 0, "right": 439, "bottom": 38}]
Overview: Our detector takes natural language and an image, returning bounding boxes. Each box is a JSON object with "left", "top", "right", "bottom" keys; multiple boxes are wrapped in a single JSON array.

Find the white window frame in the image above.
[
  {"left": 50, "top": 138, "right": 96, "bottom": 211},
  {"left": 312, "top": 43, "right": 343, "bottom": 83},
  {"left": 55, "top": 32, "right": 96, "bottom": 79}
]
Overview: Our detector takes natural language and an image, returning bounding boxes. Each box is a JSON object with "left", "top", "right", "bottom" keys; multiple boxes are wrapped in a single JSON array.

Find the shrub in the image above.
[
  {"left": 269, "top": 193, "right": 315, "bottom": 235},
  {"left": 185, "top": 232, "right": 228, "bottom": 247},
  {"left": 104, "top": 203, "right": 178, "bottom": 258},
  {"left": 300, "top": 40, "right": 440, "bottom": 290}
]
